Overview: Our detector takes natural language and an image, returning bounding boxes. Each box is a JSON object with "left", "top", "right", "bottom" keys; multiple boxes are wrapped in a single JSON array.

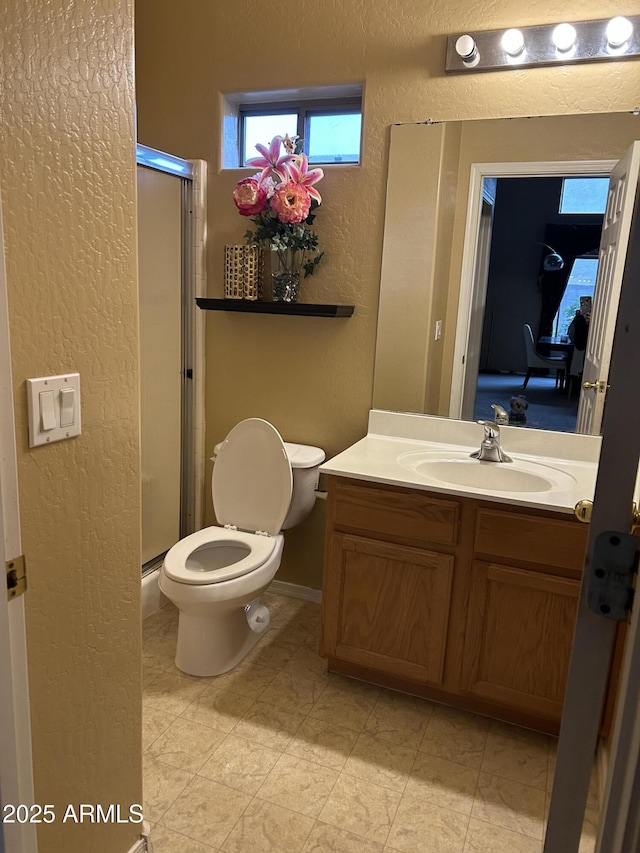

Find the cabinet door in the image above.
[
  {"left": 323, "top": 533, "right": 454, "bottom": 685},
  {"left": 462, "top": 561, "right": 580, "bottom": 721}
]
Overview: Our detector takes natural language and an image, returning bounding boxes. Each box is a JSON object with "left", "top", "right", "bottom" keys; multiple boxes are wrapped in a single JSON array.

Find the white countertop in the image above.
[{"left": 320, "top": 411, "right": 602, "bottom": 515}]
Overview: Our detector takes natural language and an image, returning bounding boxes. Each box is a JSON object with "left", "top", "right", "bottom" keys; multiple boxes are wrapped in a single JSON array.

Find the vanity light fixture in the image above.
[
  {"left": 501, "top": 28, "right": 525, "bottom": 57},
  {"left": 445, "top": 15, "right": 640, "bottom": 72},
  {"left": 552, "top": 23, "right": 577, "bottom": 53},
  {"left": 455, "top": 34, "right": 479, "bottom": 66}
]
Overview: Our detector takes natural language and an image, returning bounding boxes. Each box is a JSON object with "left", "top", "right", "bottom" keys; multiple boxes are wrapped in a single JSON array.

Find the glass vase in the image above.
[{"left": 271, "top": 270, "right": 300, "bottom": 303}]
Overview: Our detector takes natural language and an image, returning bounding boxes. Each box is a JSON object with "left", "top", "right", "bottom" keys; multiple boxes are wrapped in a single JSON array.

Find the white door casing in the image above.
[
  {"left": 545, "top": 178, "right": 640, "bottom": 852},
  {"left": 0, "top": 191, "right": 37, "bottom": 852},
  {"left": 576, "top": 142, "right": 640, "bottom": 435}
]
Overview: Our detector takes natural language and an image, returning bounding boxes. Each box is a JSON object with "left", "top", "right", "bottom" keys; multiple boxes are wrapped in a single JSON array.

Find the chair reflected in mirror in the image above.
[{"left": 523, "top": 323, "right": 567, "bottom": 390}]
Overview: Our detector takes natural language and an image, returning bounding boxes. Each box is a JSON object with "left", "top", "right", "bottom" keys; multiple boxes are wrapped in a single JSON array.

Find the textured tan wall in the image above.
[
  {"left": 1, "top": 1, "right": 142, "bottom": 851},
  {"left": 135, "top": 0, "right": 640, "bottom": 589}
]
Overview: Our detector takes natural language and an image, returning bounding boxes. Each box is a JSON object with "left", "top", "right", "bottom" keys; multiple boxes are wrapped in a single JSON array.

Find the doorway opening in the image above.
[
  {"left": 471, "top": 175, "right": 605, "bottom": 432},
  {"left": 450, "top": 158, "right": 618, "bottom": 434}
]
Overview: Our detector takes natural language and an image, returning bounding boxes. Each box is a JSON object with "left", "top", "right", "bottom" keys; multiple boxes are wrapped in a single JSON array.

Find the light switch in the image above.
[
  {"left": 59, "top": 388, "right": 75, "bottom": 427},
  {"left": 39, "top": 390, "right": 56, "bottom": 431},
  {"left": 26, "top": 373, "right": 81, "bottom": 447}
]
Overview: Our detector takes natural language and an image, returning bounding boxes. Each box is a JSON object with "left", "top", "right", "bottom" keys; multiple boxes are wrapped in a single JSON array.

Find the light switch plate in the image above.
[{"left": 26, "top": 373, "right": 81, "bottom": 447}]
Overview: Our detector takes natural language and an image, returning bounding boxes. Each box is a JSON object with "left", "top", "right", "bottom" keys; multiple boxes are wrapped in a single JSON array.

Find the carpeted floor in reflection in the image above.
[{"left": 473, "top": 372, "right": 579, "bottom": 433}]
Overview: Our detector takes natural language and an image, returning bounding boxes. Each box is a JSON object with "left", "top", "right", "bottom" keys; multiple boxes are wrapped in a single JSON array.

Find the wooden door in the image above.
[
  {"left": 324, "top": 533, "right": 454, "bottom": 686},
  {"left": 463, "top": 560, "right": 580, "bottom": 722},
  {"left": 576, "top": 142, "right": 640, "bottom": 434}
]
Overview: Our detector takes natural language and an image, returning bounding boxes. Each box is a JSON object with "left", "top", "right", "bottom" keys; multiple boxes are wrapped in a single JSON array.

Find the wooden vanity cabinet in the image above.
[{"left": 321, "top": 476, "right": 589, "bottom": 734}]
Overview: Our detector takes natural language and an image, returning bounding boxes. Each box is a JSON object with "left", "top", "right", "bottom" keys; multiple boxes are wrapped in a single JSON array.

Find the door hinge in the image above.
[
  {"left": 6, "top": 555, "right": 27, "bottom": 600},
  {"left": 587, "top": 531, "right": 638, "bottom": 621}
]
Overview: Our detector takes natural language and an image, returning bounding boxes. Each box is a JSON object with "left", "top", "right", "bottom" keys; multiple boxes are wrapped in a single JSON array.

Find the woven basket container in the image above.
[{"left": 224, "top": 244, "right": 263, "bottom": 300}]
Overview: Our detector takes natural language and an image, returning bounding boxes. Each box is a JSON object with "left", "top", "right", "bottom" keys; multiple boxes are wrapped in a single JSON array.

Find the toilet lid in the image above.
[{"left": 213, "top": 418, "right": 293, "bottom": 535}]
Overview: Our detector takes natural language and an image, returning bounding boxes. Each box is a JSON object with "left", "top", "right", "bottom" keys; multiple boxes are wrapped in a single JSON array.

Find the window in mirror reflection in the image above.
[
  {"left": 560, "top": 177, "right": 609, "bottom": 214},
  {"left": 553, "top": 257, "right": 599, "bottom": 337}
]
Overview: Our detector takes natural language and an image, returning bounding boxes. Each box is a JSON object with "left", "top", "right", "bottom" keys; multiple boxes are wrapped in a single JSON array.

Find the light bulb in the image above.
[
  {"left": 501, "top": 28, "right": 525, "bottom": 56},
  {"left": 455, "top": 34, "right": 478, "bottom": 63},
  {"left": 552, "top": 23, "right": 577, "bottom": 52},
  {"left": 606, "top": 16, "right": 633, "bottom": 47}
]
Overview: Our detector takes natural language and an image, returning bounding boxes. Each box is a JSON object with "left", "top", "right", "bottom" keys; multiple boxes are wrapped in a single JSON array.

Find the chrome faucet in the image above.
[
  {"left": 491, "top": 403, "right": 509, "bottom": 426},
  {"left": 470, "top": 421, "right": 513, "bottom": 463}
]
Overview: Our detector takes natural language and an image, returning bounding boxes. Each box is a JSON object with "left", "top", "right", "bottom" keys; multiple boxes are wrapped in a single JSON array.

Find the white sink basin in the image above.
[{"left": 397, "top": 450, "right": 577, "bottom": 494}]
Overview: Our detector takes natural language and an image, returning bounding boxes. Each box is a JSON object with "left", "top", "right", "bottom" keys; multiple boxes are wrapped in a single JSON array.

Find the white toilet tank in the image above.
[{"left": 212, "top": 438, "right": 325, "bottom": 531}]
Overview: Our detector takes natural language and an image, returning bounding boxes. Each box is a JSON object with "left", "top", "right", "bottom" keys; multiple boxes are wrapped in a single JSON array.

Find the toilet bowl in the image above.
[{"left": 159, "top": 418, "right": 324, "bottom": 676}]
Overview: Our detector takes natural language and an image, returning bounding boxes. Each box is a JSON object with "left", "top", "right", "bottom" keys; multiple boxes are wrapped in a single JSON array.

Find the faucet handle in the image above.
[{"left": 477, "top": 420, "right": 499, "bottom": 439}]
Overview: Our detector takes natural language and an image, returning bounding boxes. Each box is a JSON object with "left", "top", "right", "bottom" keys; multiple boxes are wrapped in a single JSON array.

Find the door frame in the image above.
[
  {"left": 0, "top": 191, "right": 37, "bottom": 851},
  {"left": 449, "top": 158, "right": 617, "bottom": 421},
  {"left": 136, "top": 145, "right": 207, "bottom": 546}
]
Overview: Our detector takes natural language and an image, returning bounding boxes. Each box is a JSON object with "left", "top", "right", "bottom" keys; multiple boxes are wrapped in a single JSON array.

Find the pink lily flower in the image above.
[
  {"left": 246, "top": 136, "right": 295, "bottom": 183},
  {"left": 287, "top": 154, "right": 324, "bottom": 204}
]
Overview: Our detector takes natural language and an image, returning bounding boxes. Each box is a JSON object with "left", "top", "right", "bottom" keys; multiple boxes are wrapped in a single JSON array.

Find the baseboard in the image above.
[
  {"left": 125, "top": 834, "right": 147, "bottom": 853},
  {"left": 269, "top": 580, "right": 322, "bottom": 603},
  {"left": 141, "top": 568, "right": 168, "bottom": 620}
]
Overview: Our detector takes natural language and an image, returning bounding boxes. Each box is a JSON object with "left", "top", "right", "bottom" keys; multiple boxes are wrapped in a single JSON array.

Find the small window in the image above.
[
  {"left": 553, "top": 257, "right": 599, "bottom": 336},
  {"left": 223, "top": 85, "right": 363, "bottom": 169},
  {"left": 559, "top": 177, "right": 609, "bottom": 214}
]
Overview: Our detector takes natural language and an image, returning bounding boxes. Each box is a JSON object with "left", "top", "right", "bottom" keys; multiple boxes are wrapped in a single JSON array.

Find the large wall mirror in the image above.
[{"left": 373, "top": 113, "right": 640, "bottom": 435}]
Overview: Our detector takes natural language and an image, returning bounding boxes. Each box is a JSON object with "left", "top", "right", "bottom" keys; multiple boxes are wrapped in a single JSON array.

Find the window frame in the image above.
[{"left": 239, "top": 97, "right": 362, "bottom": 167}]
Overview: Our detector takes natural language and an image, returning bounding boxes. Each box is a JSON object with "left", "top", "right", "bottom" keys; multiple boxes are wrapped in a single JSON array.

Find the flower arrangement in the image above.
[{"left": 232, "top": 136, "right": 325, "bottom": 281}]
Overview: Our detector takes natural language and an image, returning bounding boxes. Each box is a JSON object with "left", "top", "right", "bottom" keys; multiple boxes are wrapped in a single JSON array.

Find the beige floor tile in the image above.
[
  {"left": 309, "top": 675, "right": 379, "bottom": 733},
  {"left": 150, "top": 823, "right": 218, "bottom": 852},
  {"left": 420, "top": 706, "right": 490, "bottom": 769},
  {"left": 143, "top": 707, "right": 178, "bottom": 751},
  {"left": 244, "top": 635, "right": 299, "bottom": 671},
  {"left": 343, "top": 732, "right": 415, "bottom": 793},
  {"left": 142, "top": 755, "right": 193, "bottom": 823},
  {"left": 301, "top": 820, "right": 385, "bottom": 852},
  {"left": 318, "top": 773, "right": 401, "bottom": 844},
  {"left": 143, "top": 664, "right": 166, "bottom": 689},
  {"left": 206, "top": 660, "right": 279, "bottom": 699},
  {"left": 270, "top": 618, "right": 313, "bottom": 646},
  {"left": 199, "top": 733, "right": 281, "bottom": 795},
  {"left": 144, "top": 669, "right": 209, "bottom": 717},
  {"left": 142, "top": 629, "right": 181, "bottom": 671},
  {"left": 257, "top": 752, "right": 339, "bottom": 818},
  {"left": 145, "top": 716, "right": 226, "bottom": 772},
  {"left": 260, "top": 589, "right": 290, "bottom": 613},
  {"left": 181, "top": 686, "right": 254, "bottom": 733},
  {"left": 221, "top": 798, "right": 314, "bottom": 853},
  {"left": 260, "top": 669, "right": 327, "bottom": 714},
  {"left": 463, "top": 817, "right": 543, "bottom": 852},
  {"left": 143, "top": 604, "right": 178, "bottom": 637},
  {"left": 232, "top": 700, "right": 306, "bottom": 751},
  {"left": 406, "top": 753, "right": 479, "bottom": 815},
  {"left": 301, "top": 626, "right": 322, "bottom": 650},
  {"left": 364, "top": 690, "right": 434, "bottom": 749},
  {"left": 286, "top": 716, "right": 359, "bottom": 771},
  {"left": 283, "top": 645, "right": 331, "bottom": 686},
  {"left": 386, "top": 793, "right": 469, "bottom": 852},
  {"left": 160, "top": 776, "right": 251, "bottom": 848},
  {"left": 472, "top": 772, "right": 546, "bottom": 840},
  {"left": 481, "top": 729, "right": 549, "bottom": 790}
]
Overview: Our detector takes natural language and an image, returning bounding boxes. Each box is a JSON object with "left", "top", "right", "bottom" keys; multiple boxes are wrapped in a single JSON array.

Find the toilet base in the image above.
[{"left": 175, "top": 600, "right": 271, "bottom": 676}]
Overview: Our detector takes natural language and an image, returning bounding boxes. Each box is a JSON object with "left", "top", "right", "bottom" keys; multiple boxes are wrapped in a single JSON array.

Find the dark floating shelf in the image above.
[{"left": 195, "top": 298, "right": 354, "bottom": 318}]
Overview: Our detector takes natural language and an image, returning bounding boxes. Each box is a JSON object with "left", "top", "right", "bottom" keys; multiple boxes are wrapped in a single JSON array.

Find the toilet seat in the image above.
[{"left": 163, "top": 527, "right": 279, "bottom": 585}]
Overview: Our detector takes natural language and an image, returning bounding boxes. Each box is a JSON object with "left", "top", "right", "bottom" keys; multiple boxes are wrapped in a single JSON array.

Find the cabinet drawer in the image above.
[
  {"left": 475, "top": 509, "right": 588, "bottom": 572},
  {"left": 332, "top": 480, "right": 459, "bottom": 547}
]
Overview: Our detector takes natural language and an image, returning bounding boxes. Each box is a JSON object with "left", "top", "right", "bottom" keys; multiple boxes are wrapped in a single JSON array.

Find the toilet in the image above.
[{"left": 159, "top": 418, "right": 325, "bottom": 676}]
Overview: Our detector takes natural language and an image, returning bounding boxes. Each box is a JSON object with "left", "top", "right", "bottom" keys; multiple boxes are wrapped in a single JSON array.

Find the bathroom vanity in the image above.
[{"left": 320, "top": 412, "right": 607, "bottom": 735}]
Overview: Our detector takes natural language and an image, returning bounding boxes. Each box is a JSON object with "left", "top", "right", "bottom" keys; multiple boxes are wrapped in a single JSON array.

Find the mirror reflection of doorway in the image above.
[{"left": 466, "top": 175, "right": 606, "bottom": 432}]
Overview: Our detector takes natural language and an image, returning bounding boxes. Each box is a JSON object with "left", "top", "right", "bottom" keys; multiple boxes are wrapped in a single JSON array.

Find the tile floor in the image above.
[{"left": 143, "top": 590, "right": 600, "bottom": 853}]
